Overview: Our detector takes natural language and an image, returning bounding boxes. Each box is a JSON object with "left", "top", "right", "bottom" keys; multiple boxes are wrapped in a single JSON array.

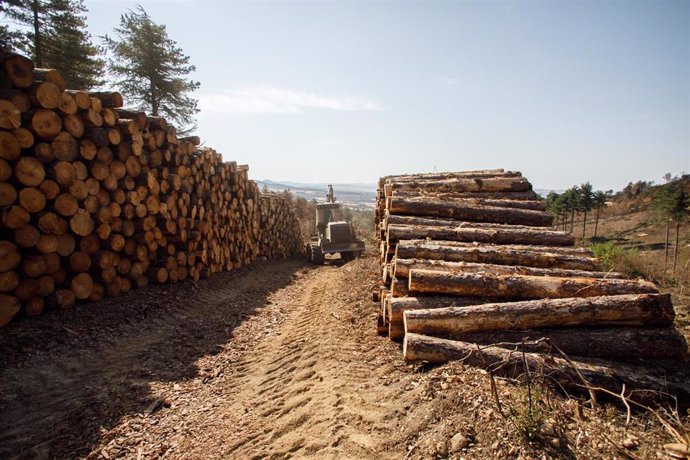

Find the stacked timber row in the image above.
[
  {"left": 0, "top": 52, "right": 302, "bottom": 326},
  {"left": 258, "top": 193, "right": 303, "bottom": 259},
  {"left": 374, "top": 169, "right": 689, "bottom": 401}
]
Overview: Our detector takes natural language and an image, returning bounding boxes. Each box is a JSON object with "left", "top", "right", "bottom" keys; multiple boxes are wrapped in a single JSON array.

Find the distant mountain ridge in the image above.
[{"left": 256, "top": 180, "right": 377, "bottom": 210}]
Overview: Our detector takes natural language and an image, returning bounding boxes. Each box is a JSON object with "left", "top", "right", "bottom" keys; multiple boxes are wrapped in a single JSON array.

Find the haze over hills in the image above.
[
  {"left": 256, "top": 180, "right": 562, "bottom": 209},
  {"left": 256, "top": 180, "right": 377, "bottom": 210}
]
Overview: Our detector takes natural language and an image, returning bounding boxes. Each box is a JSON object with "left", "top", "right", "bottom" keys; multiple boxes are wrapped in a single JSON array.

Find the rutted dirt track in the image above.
[{"left": 0, "top": 255, "right": 424, "bottom": 459}]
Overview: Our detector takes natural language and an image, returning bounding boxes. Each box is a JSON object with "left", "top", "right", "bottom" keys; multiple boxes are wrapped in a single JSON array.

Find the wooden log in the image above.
[
  {"left": 14, "top": 224, "right": 40, "bottom": 248},
  {"left": 0, "top": 130, "right": 20, "bottom": 161},
  {"left": 0, "top": 242, "right": 21, "bottom": 272},
  {"left": 387, "top": 295, "right": 490, "bottom": 322},
  {"left": 55, "top": 288, "right": 76, "bottom": 309},
  {"left": 396, "top": 241, "right": 600, "bottom": 271},
  {"left": 403, "top": 294, "right": 674, "bottom": 337},
  {"left": 408, "top": 269, "right": 657, "bottom": 299},
  {"left": 70, "top": 272, "right": 94, "bottom": 299},
  {"left": 31, "top": 109, "right": 62, "bottom": 139},
  {"left": 389, "top": 196, "right": 551, "bottom": 226},
  {"left": 389, "top": 193, "right": 546, "bottom": 211},
  {"left": 58, "top": 92, "right": 78, "bottom": 115},
  {"left": 0, "top": 294, "right": 21, "bottom": 326},
  {"left": 33, "top": 68, "right": 66, "bottom": 91},
  {"left": 0, "top": 271, "right": 19, "bottom": 292},
  {"left": 2, "top": 205, "right": 30, "bottom": 228},
  {"left": 65, "top": 90, "right": 91, "bottom": 109},
  {"left": 12, "top": 127, "right": 34, "bottom": 148},
  {"left": 0, "top": 158, "right": 11, "bottom": 182},
  {"left": 402, "top": 333, "right": 690, "bottom": 403},
  {"left": 90, "top": 91, "right": 124, "bottom": 108},
  {"left": 29, "top": 81, "right": 61, "bottom": 109},
  {"left": 54, "top": 193, "right": 79, "bottom": 216},
  {"left": 18, "top": 187, "right": 46, "bottom": 213},
  {"left": 387, "top": 224, "right": 574, "bottom": 247},
  {"left": 393, "top": 258, "right": 624, "bottom": 280},
  {"left": 0, "top": 182, "right": 17, "bottom": 206},
  {"left": 450, "top": 327, "right": 688, "bottom": 365},
  {"left": 0, "top": 100, "right": 21, "bottom": 129},
  {"left": 389, "top": 176, "right": 532, "bottom": 193},
  {"left": 2, "top": 52, "right": 34, "bottom": 88},
  {"left": 51, "top": 131, "right": 78, "bottom": 161},
  {"left": 382, "top": 169, "right": 514, "bottom": 183},
  {"left": 114, "top": 108, "right": 147, "bottom": 130},
  {"left": 14, "top": 157, "right": 45, "bottom": 187},
  {"left": 9, "top": 91, "right": 31, "bottom": 113}
]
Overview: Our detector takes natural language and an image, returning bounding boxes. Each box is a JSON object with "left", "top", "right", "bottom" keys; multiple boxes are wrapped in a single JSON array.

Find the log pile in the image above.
[
  {"left": 374, "top": 169, "right": 689, "bottom": 401},
  {"left": 0, "top": 52, "right": 303, "bottom": 326}
]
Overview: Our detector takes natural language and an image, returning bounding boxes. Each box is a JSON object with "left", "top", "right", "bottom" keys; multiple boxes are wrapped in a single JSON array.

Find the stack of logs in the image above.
[
  {"left": 374, "top": 169, "right": 689, "bottom": 401},
  {"left": 0, "top": 52, "right": 302, "bottom": 326},
  {"left": 258, "top": 193, "right": 303, "bottom": 260}
]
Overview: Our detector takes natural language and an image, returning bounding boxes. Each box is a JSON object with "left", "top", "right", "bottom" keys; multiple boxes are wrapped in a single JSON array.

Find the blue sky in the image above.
[{"left": 85, "top": 0, "right": 689, "bottom": 191}]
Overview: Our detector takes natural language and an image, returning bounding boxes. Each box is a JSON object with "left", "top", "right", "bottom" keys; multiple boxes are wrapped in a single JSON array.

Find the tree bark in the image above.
[
  {"left": 389, "top": 196, "right": 552, "bottom": 227},
  {"left": 408, "top": 269, "right": 657, "bottom": 299},
  {"left": 387, "top": 223, "right": 574, "bottom": 247},
  {"left": 389, "top": 176, "right": 532, "bottom": 194},
  {"left": 447, "top": 327, "right": 688, "bottom": 365},
  {"left": 395, "top": 240, "right": 600, "bottom": 271},
  {"left": 402, "top": 333, "right": 690, "bottom": 403},
  {"left": 403, "top": 293, "right": 673, "bottom": 337},
  {"left": 393, "top": 258, "right": 625, "bottom": 280},
  {"left": 673, "top": 218, "right": 681, "bottom": 274}
]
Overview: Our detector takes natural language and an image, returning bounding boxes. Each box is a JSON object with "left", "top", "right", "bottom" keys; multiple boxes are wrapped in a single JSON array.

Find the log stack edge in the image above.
[
  {"left": 0, "top": 52, "right": 303, "bottom": 326},
  {"left": 374, "top": 168, "right": 689, "bottom": 400}
]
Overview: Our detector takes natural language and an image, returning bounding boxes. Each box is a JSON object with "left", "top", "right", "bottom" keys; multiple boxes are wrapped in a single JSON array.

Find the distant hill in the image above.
[{"left": 256, "top": 180, "right": 377, "bottom": 210}]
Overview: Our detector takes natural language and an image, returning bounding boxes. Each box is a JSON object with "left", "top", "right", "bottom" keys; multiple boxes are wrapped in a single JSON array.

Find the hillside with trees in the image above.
[{"left": 545, "top": 175, "right": 690, "bottom": 336}]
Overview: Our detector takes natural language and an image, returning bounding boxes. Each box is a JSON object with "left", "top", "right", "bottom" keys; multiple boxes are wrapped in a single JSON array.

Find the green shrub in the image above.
[{"left": 590, "top": 242, "right": 647, "bottom": 278}]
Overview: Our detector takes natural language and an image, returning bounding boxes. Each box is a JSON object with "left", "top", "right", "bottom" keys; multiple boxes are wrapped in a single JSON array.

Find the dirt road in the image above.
[{"left": 0, "top": 256, "right": 428, "bottom": 459}]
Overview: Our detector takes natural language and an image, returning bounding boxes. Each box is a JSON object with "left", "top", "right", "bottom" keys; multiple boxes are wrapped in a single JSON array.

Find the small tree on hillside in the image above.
[
  {"left": 104, "top": 6, "right": 200, "bottom": 132},
  {"left": 563, "top": 187, "right": 581, "bottom": 233},
  {"left": 579, "top": 182, "right": 594, "bottom": 239},
  {"left": 544, "top": 192, "right": 561, "bottom": 229},
  {"left": 668, "top": 186, "right": 689, "bottom": 273},
  {"left": 592, "top": 190, "right": 608, "bottom": 238},
  {"left": 653, "top": 184, "right": 689, "bottom": 271}
]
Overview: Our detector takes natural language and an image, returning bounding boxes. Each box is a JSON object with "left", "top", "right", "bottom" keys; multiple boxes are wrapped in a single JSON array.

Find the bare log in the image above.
[
  {"left": 396, "top": 241, "right": 599, "bottom": 271},
  {"left": 403, "top": 294, "right": 674, "bottom": 336},
  {"left": 407, "top": 269, "right": 657, "bottom": 298},
  {"left": 387, "top": 224, "right": 574, "bottom": 247},
  {"left": 402, "top": 333, "right": 690, "bottom": 403},
  {"left": 389, "top": 196, "right": 552, "bottom": 226},
  {"left": 393, "top": 259, "right": 625, "bottom": 280}
]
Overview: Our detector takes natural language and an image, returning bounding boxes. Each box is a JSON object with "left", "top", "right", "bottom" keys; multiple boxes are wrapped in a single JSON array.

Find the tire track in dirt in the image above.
[
  {"left": 182, "top": 262, "right": 401, "bottom": 459},
  {"left": 1, "top": 256, "right": 418, "bottom": 459}
]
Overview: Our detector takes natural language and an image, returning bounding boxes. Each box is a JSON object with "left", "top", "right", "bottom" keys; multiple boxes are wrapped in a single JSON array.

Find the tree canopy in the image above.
[
  {"left": 104, "top": 6, "right": 200, "bottom": 132},
  {"left": 1, "top": 0, "right": 104, "bottom": 89}
]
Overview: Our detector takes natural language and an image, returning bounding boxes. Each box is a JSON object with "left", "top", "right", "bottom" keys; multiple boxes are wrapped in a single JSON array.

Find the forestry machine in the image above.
[{"left": 306, "top": 185, "right": 365, "bottom": 264}]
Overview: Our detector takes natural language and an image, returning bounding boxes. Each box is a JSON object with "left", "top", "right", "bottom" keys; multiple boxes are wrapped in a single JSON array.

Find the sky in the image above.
[{"left": 84, "top": 0, "right": 689, "bottom": 191}]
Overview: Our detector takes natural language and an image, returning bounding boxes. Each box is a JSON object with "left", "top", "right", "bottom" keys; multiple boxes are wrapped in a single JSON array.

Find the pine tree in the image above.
[
  {"left": 592, "top": 190, "right": 608, "bottom": 238},
  {"left": 579, "top": 182, "right": 594, "bottom": 239},
  {"left": 0, "top": 1, "right": 26, "bottom": 52},
  {"left": 1, "top": 0, "right": 50, "bottom": 65},
  {"left": 653, "top": 184, "right": 689, "bottom": 271},
  {"left": 667, "top": 186, "right": 689, "bottom": 273},
  {"left": 1, "top": 0, "right": 103, "bottom": 88},
  {"left": 43, "top": 0, "right": 104, "bottom": 89},
  {"left": 104, "top": 6, "right": 200, "bottom": 132}
]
